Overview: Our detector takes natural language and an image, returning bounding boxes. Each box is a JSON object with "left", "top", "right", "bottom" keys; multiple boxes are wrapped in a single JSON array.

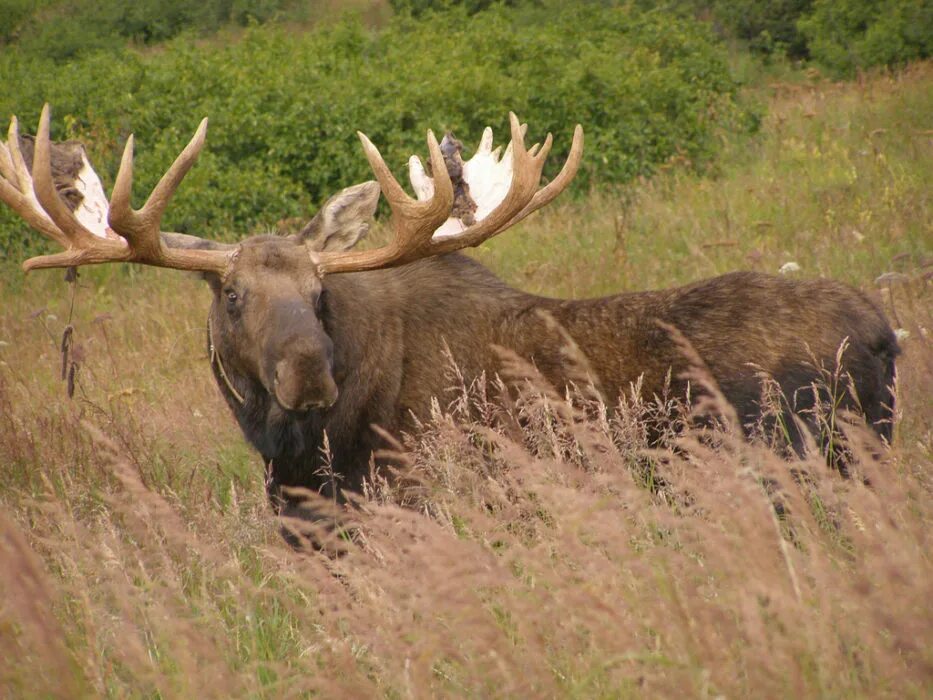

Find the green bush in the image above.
[
  {"left": 627, "top": 0, "right": 814, "bottom": 59},
  {"left": 798, "top": 0, "right": 933, "bottom": 75},
  {"left": 0, "top": 0, "right": 55, "bottom": 44},
  {"left": 10, "top": 0, "right": 307, "bottom": 59},
  {"left": 0, "top": 4, "right": 754, "bottom": 256},
  {"left": 712, "top": 0, "right": 813, "bottom": 58},
  {"left": 644, "top": 0, "right": 931, "bottom": 72},
  {"left": 389, "top": 0, "right": 522, "bottom": 16}
]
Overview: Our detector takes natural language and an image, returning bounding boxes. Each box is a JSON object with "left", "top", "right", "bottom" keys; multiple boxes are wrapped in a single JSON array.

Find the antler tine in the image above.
[
  {"left": 146, "top": 117, "right": 207, "bottom": 218},
  {"left": 406, "top": 129, "right": 454, "bottom": 248},
  {"left": 427, "top": 112, "right": 545, "bottom": 254},
  {"left": 108, "top": 134, "right": 150, "bottom": 252},
  {"left": 529, "top": 132, "right": 553, "bottom": 161},
  {"left": 500, "top": 122, "right": 528, "bottom": 163},
  {"left": 0, "top": 137, "right": 15, "bottom": 183},
  {"left": 0, "top": 115, "right": 68, "bottom": 245},
  {"left": 32, "top": 104, "right": 101, "bottom": 248},
  {"left": 357, "top": 128, "right": 453, "bottom": 249},
  {"left": 357, "top": 131, "right": 412, "bottom": 209},
  {"left": 109, "top": 118, "right": 208, "bottom": 259},
  {"left": 314, "top": 129, "right": 453, "bottom": 274},
  {"left": 505, "top": 123, "right": 583, "bottom": 228},
  {"left": 6, "top": 116, "right": 30, "bottom": 184}
]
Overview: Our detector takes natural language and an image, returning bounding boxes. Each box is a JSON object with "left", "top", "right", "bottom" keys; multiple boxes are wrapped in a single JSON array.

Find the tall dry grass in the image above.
[
  {"left": 0, "top": 293, "right": 930, "bottom": 696},
  {"left": 0, "top": 63, "right": 930, "bottom": 697}
]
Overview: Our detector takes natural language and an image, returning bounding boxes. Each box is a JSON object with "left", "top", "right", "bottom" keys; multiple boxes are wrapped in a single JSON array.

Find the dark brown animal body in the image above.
[
  {"left": 3, "top": 108, "right": 898, "bottom": 522},
  {"left": 207, "top": 241, "right": 898, "bottom": 509}
]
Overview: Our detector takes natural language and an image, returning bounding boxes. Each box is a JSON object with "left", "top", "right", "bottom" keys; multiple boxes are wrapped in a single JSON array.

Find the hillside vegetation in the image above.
[
  {"left": 0, "top": 1, "right": 751, "bottom": 255},
  {"left": 3, "top": 0, "right": 931, "bottom": 256},
  {"left": 0, "top": 31, "right": 930, "bottom": 694},
  {"left": 687, "top": 0, "right": 933, "bottom": 74},
  {"left": 5, "top": 0, "right": 931, "bottom": 75}
]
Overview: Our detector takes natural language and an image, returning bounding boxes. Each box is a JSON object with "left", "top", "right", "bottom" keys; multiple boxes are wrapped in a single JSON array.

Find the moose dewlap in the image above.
[{"left": 0, "top": 106, "right": 898, "bottom": 521}]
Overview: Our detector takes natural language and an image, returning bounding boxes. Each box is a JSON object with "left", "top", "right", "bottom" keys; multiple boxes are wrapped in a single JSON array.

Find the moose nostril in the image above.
[{"left": 272, "top": 355, "right": 338, "bottom": 411}]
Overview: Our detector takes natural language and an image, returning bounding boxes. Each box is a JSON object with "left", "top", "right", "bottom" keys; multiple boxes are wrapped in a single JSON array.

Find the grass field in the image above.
[{"left": 0, "top": 63, "right": 930, "bottom": 697}]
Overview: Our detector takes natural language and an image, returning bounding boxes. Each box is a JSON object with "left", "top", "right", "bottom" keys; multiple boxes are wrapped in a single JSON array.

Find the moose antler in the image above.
[
  {"left": 0, "top": 104, "right": 233, "bottom": 275},
  {"left": 316, "top": 113, "right": 583, "bottom": 274}
]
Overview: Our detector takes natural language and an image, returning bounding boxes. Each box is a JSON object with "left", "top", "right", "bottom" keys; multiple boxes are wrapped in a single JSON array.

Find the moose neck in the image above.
[{"left": 321, "top": 252, "right": 543, "bottom": 406}]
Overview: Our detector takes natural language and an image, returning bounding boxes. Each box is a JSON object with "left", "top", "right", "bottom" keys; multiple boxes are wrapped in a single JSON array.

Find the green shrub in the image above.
[
  {"left": 713, "top": 0, "right": 813, "bottom": 58},
  {"left": 0, "top": 4, "right": 754, "bottom": 255},
  {"left": 389, "top": 0, "right": 522, "bottom": 16},
  {"left": 798, "top": 0, "right": 933, "bottom": 75},
  {"left": 10, "top": 0, "right": 307, "bottom": 59},
  {"left": 628, "top": 0, "right": 814, "bottom": 59},
  {"left": 0, "top": 0, "right": 55, "bottom": 44},
  {"left": 645, "top": 0, "right": 931, "bottom": 72}
]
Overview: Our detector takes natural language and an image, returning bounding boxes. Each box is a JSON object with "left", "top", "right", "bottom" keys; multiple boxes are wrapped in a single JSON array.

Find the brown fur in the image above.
[
  {"left": 429, "top": 133, "right": 477, "bottom": 224},
  {"left": 18, "top": 134, "right": 87, "bottom": 211},
  {"left": 198, "top": 235, "right": 898, "bottom": 514}
]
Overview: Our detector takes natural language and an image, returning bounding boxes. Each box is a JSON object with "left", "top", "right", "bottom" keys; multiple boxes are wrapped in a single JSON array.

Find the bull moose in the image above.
[{"left": 0, "top": 106, "right": 898, "bottom": 516}]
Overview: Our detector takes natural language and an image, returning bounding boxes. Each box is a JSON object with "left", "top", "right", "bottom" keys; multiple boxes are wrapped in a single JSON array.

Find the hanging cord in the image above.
[
  {"left": 208, "top": 312, "right": 246, "bottom": 405},
  {"left": 31, "top": 268, "right": 82, "bottom": 400},
  {"left": 60, "top": 267, "right": 80, "bottom": 398}
]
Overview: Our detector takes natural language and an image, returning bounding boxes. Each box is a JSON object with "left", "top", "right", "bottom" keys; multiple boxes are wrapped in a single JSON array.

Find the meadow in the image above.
[{"left": 0, "top": 59, "right": 931, "bottom": 698}]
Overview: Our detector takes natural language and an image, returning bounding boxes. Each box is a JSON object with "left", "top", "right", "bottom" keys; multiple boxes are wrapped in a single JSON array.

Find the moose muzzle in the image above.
[
  {"left": 263, "top": 304, "right": 337, "bottom": 411},
  {"left": 269, "top": 333, "right": 338, "bottom": 412}
]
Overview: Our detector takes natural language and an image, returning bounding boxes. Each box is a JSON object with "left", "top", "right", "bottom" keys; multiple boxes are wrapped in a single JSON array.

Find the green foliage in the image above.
[
  {"left": 0, "top": 3, "right": 752, "bottom": 254},
  {"left": 798, "top": 0, "right": 933, "bottom": 75},
  {"left": 712, "top": 0, "right": 813, "bottom": 58},
  {"left": 628, "top": 0, "right": 814, "bottom": 59},
  {"left": 389, "top": 0, "right": 522, "bottom": 16},
  {"left": 9, "top": 0, "right": 308, "bottom": 59},
  {"left": 0, "top": 0, "right": 55, "bottom": 44},
  {"left": 649, "top": 0, "right": 931, "bottom": 72}
]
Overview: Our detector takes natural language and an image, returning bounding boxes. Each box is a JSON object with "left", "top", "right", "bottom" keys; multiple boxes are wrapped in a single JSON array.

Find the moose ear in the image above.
[{"left": 300, "top": 181, "right": 381, "bottom": 252}]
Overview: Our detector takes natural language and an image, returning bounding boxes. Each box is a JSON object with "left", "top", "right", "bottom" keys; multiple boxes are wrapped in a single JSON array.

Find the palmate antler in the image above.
[
  {"left": 408, "top": 122, "right": 528, "bottom": 237},
  {"left": 0, "top": 104, "right": 232, "bottom": 275},
  {"left": 316, "top": 113, "right": 583, "bottom": 274},
  {"left": 2, "top": 106, "right": 581, "bottom": 277}
]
